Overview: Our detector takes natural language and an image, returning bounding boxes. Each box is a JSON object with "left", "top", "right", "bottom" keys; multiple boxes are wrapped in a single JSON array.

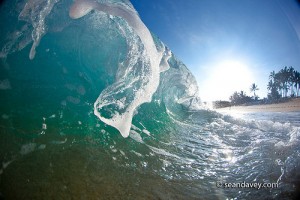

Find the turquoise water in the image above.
[{"left": 1, "top": 0, "right": 300, "bottom": 199}]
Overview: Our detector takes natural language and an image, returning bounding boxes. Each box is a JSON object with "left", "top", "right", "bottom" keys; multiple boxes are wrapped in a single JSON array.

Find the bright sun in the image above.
[{"left": 201, "top": 60, "right": 254, "bottom": 101}]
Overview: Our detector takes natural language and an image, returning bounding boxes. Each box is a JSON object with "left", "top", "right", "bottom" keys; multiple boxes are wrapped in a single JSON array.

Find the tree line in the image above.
[
  {"left": 267, "top": 66, "right": 300, "bottom": 100},
  {"left": 227, "top": 66, "right": 300, "bottom": 106},
  {"left": 213, "top": 83, "right": 259, "bottom": 108}
]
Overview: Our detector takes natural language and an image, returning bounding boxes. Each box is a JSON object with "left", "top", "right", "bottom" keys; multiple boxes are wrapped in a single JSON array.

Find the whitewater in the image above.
[{"left": 0, "top": 0, "right": 300, "bottom": 199}]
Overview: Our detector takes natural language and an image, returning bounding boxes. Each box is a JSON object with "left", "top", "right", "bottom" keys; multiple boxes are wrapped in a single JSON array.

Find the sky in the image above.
[{"left": 131, "top": 0, "right": 300, "bottom": 102}]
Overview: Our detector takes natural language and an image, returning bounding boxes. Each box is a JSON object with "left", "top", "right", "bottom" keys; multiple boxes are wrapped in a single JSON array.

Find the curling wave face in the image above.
[
  {"left": 1, "top": 0, "right": 200, "bottom": 138},
  {"left": 69, "top": 0, "right": 164, "bottom": 138}
]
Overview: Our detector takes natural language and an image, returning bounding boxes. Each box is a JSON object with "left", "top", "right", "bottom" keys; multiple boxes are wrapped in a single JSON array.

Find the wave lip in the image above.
[
  {"left": 69, "top": 0, "right": 96, "bottom": 19},
  {"left": 68, "top": 0, "right": 163, "bottom": 137}
]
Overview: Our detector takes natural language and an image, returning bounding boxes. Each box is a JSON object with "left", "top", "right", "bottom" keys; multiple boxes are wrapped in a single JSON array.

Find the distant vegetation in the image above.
[
  {"left": 267, "top": 66, "right": 300, "bottom": 99},
  {"left": 213, "top": 66, "right": 300, "bottom": 108}
]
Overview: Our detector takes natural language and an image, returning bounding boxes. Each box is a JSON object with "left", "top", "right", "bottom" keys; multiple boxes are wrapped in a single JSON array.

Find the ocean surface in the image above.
[{"left": 1, "top": 0, "right": 300, "bottom": 199}]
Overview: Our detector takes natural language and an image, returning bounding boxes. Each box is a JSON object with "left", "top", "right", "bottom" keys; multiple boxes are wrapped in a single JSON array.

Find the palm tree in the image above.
[
  {"left": 240, "top": 90, "right": 246, "bottom": 98},
  {"left": 267, "top": 80, "right": 274, "bottom": 91},
  {"left": 250, "top": 83, "right": 259, "bottom": 99},
  {"left": 229, "top": 91, "right": 251, "bottom": 105},
  {"left": 269, "top": 70, "right": 281, "bottom": 97},
  {"left": 283, "top": 66, "right": 290, "bottom": 97},
  {"left": 269, "top": 70, "right": 276, "bottom": 81},
  {"left": 276, "top": 67, "right": 290, "bottom": 97},
  {"left": 267, "top": 67, "right": 300, "bottom": 99},
  {"left": 288, "top": 66, "right": 295, "bottom": 97},
  {"left": 267, "top": 80, "right": 280, "bottom": 100},
  {"left": 295, "top": 71, "right": 300, "bottom": 97}
]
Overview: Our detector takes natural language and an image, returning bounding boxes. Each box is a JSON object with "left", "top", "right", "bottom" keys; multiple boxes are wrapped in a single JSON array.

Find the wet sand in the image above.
[{"left": 215, "top": 98, "right": 300, "bottom": 113}]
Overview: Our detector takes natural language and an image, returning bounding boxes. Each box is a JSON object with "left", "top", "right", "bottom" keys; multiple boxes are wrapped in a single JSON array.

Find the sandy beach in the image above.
[{"left": 215, "top": 98, "right": 300, "bottom": 113}]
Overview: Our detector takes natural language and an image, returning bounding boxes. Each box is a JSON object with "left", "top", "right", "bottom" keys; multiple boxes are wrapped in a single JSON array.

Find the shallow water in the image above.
[{"left": 1, "top": 110, "right": 300, "bottom": 199}]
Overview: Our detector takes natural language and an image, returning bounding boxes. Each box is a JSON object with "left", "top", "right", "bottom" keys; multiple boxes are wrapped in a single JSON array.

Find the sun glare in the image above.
[{"left": 201, "top": 60, "right": 254, "bottom": 101}]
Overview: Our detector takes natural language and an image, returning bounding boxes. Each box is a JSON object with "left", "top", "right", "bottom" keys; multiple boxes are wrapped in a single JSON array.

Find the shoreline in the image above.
[{"left": 214, "top": 98, "right": 300, "bottom": 113}]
